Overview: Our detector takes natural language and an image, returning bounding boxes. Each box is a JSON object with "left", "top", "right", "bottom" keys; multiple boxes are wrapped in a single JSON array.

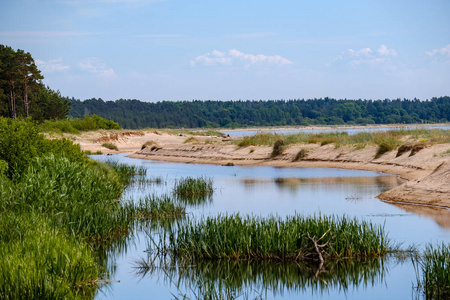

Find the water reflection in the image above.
[
  {"left": 388, "top": 203, "right": 450, "bottom": 229},
  {"left": 134, "top": 256, "right": 389, "bottom": 299}
]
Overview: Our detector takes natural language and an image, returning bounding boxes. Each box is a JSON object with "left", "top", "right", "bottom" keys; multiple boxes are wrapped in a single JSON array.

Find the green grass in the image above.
[
  {"left": 293, "top": 148, "right": 308, "bottom": 162},
  {"left": 39, "top": 114, "right": 121, "bottom": 133},
  {"left": 173, "top": 176, "right": 214, "bottom": 198},
  {"left": 166, "top": 214, "right": 392, "bottom": 262},
  {"left": 415, "top": 243, "right": 450, "bottom": 299},
  {"left": 124, "top": 194, "right": 186, "bottom": 219},
  {"left": 102, "top": 142, "right": 119, "bottom": 151},
  {"left": 271, "top": 139, "right": 285, "bottom": 157},
  {"left": 236, "top": 129, "right": 450, "bottom": 150}
]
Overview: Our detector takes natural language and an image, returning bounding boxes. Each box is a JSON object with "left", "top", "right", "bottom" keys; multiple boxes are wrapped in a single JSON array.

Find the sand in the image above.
[{"left": 68, "top": 128, "right": 450, "bottom": 210}]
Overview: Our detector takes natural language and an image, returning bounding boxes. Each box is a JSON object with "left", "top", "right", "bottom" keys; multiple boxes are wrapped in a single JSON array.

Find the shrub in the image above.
[
  {"left": 271, "top": 139, "right": 285, "bottom": 157},
  {"left": 293, "top": 148, "right": 308, "bottom": 162},
  {"left": 102, "top": 143, "right": 119, "bottom": 151}
]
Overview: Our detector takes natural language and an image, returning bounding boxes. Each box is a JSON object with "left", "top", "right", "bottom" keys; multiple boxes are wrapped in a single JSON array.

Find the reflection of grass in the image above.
[
  {"left": 415, "top": 243, "right": 450, "bottom": 299},
  {"left": 135, "top": 254, "right": 388, "bottom": 299},
  {"left": 167, "top": 214, "right": 392, "bottom": 261}
]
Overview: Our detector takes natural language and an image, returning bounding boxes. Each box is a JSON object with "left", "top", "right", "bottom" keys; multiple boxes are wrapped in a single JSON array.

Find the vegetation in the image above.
[
  {"left": 293, "top": 148, "right": 308, "bottom": 162},
  {"left": 136, "top": 256, "right": 387, "bottom": 299},
  {"left": 0, "top": 118, "right": 179, "bottom": 299},
  {"left": 236, "top": 128, "right": 450, "bottom": 159},
  {"left": 39, "top": 114, "right": 121, "bottom": 134},
  {"left": 124, "top": 194, "right": 186, "bottom": 219},
  {"left": 166, "top": 214, "right": 391, "bottom": 262},
  {"left": 173, "top": 176, "right": 214, "bottom": 199},
  {"left": 271, "top": 139, "right": 285, "bottom": 157},
  {"left": 69, "top": 97, "right": 450, "bottom": 129},
  {"left": 0, "top": 45, "right": 70, "bottom": 121},
  {"left": 415, "top": 243, "right": 450, "bottom": 299},
  {"left": 102, "top": 142, "right": 119, "bottom": 151}
]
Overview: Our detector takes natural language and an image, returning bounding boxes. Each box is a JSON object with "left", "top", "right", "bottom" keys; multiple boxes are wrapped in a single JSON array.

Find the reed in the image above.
[
  {"left": 104, "top": 159, "right": 147, "bottom": 185},
  {"left": 124, "top": 194, "right": 186, "bottom": 219},
  {"left": 0, "top": 213, "right": 98, "bottom": 299},
  {"left": 173, "top": 176, "right": 214, "bottom": 199},
  {"left": 416, "top": 243, "right": 450, "bottom": 299},
  {"left": 166, "top": 214, "right": 391, "bottom": 262}
]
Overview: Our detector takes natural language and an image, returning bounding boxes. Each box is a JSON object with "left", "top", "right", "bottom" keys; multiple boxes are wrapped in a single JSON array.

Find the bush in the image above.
[
  {"left": 102, "top": 143, "right": 119, "bottom": 151},
  {"left": 0, "top": 118, "right": 87, "bottom": 179},
  {"left": 271, "top": 139, "right": 285, "bottom": 157}
]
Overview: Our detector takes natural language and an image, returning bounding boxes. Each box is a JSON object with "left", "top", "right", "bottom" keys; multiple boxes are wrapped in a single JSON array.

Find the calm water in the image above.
[
  {"left": 93, "top": 154, "right": 450, "bottom": 300},
  {"left": 223, "top": 124, "right": 450, "bottom": 137}
]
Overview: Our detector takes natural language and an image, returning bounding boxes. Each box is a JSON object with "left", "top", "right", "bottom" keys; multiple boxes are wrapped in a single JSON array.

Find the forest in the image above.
[
  {"left": 69, "top": 96, "right": 450, "bottom": 129},
  {"left": 1, "top": 44, "right": 449, "bottom": 129},
  {"left": 0, "top": 45, "right": 70, "bottom": 121}
]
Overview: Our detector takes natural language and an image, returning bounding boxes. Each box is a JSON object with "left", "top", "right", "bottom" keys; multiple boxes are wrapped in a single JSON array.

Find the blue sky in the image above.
[{"left": 1, "top": 0, "right": 449, "bottom": 101}]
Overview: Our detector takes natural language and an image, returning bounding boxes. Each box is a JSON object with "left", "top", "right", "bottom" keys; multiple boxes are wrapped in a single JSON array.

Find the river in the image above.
[{"left": 93, "top": 154, "right": 450, "bottom": 300}]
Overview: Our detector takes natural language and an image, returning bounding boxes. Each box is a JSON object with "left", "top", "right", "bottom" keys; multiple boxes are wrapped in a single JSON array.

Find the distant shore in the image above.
[{"left": 70, "top": 125, "right": 450, "bottom": 211}]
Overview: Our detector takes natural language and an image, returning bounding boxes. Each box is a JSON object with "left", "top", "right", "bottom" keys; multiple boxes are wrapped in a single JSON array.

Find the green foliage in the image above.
[
  {"left": 271, "top": 139, "right": 285, "bottom": 157},
  {"left": 166, "top": 214, "right": 391, "bottom": 261},
  {"left": 39, "top": 114, "right": 121, "bottom": 133},
  {"left": 69, "top": 97, "right": 450, "bottom": 129},
  {"left": 173, "top": 176, "right": 214, "bottom": 197},
  {"left": 102, "top": 142, "right": 119, "bottom": 151},
  {"left": 0, "top": 118, "right": 87, "bottom": 179},
  {"left": 124, "top": 194, "right": 186, "bottom": 219},
  {"left": 0, "top": 44, "right": 69, "bottom": 121},
  {"left": 416, "top": 243, "right": 450, "bottom": 299},
  {"left": 71, "top": 114, "right": 121, "bottom": 131},
  {"left": 293, "top": 148, "right": 308, "bottom": 162},
  {"left": 0, "top": 214, "right": 98, "bottom": 299}
]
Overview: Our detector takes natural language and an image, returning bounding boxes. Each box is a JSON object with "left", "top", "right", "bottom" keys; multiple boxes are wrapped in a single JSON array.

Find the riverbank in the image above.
[{"left": 69, "top": 128, "right": 450, "bottom": 209}]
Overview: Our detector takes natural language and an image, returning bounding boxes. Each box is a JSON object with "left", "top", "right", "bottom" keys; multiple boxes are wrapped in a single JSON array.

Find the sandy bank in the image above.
[{"left": 69, "top": 129, "right": 450, "bottom": 209}]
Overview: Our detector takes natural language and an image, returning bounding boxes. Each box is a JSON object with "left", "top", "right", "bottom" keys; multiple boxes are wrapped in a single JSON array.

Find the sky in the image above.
[{"left": 1, "top": 0, "right": 449, "bottom": 102}]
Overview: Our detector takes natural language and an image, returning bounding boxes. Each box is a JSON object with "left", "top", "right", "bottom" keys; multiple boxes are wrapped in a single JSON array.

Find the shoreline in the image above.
[{"left": 70, "top": 128, "right": 450, "bottom": 209}]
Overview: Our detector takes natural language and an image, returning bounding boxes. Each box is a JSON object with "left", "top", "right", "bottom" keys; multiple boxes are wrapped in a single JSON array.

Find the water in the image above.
[
  {"left": 94, "top": 154, "right": 450, "bottom": 299},
  {"left": 223, "top": 124, "right": 450, "bottom": 137}
]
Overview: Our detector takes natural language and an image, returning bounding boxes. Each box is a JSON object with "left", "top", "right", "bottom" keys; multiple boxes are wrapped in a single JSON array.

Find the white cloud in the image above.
[
  {"left": 347, "top": 47, "right": 372, "bottom": 57},
  {"left": 426, "top": 44, "right": 450, "bottom": 57},
  {"left": 190, "top": 49, "right": 292, "bottom": 68},
  {"left": 78, "top": 58, "right": 115, "bottom": 77},
  {"left": 337, "top": 45, "right": 397, "bottom": 67},
  {"left": 35, "top": 58, "right": 70, "bottom": 73},
  {"left": 377, "top": 44, "right": 397, "bottom": 57}
]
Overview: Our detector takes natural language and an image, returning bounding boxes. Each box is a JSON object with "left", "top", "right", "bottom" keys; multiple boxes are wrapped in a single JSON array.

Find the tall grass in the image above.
[
  {"left": 165, "top": 214, "right": 391, "bottom": 262},
  {"left": 124, "top": 194, "right": 186, "bottom": 219},
  {"left": 415, "top": 243, "right": 450, "bottom": 299},
  {"left": 173, "top": 176, "right": 214, "bottom": 200},
  {"left": 236, "top": 129, "right": 450, "bottom": 151},
  {"left": 0, "top": 214, "right": 98, "bottom": 299},
  {"left": 104, "top": 159, "right": 147, "bottom": 185}
]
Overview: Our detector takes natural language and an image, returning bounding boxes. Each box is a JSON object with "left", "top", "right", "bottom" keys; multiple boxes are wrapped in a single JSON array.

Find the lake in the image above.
[{"left": 93, "top": 154, "right": 450, "bottom": 300}]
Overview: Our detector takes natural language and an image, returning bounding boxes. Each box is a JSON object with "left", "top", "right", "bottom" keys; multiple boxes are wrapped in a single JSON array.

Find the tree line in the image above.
[
  {"left": 69, "top": 97, "right": 450, "bottom": 129},
  {"left": 0, "top": 45, "right": 70, "bottom": 121}
]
